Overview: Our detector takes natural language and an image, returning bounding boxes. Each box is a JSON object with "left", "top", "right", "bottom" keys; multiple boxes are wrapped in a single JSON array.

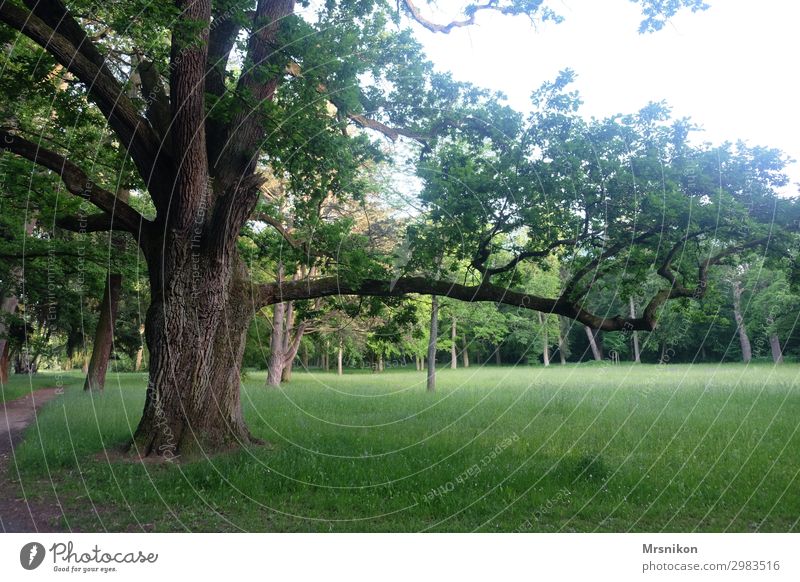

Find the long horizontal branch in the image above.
[
  {"left": 258, "top": 276, "right": 655, "bottom": 331},
  {"left": 0, "top": 129, "right": 150, "bottom": 236},
  {"left": 56, "top": 213, "right": 131, "bottom": 233}
]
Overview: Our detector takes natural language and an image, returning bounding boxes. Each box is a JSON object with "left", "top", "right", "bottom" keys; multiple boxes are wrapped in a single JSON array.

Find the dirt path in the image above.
[{"left": 0, "top": 388, "right": 65, "bottom": 532}]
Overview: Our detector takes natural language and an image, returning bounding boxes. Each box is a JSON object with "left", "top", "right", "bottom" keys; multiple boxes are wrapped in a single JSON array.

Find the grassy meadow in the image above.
[{"left": 7, "top": 363, "right": 800, "bottom": 532}]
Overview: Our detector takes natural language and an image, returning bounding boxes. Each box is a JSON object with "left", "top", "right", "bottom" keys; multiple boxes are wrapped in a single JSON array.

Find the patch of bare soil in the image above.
[{"left": 0, "top": 388, "right": 66, "bottom": 532}]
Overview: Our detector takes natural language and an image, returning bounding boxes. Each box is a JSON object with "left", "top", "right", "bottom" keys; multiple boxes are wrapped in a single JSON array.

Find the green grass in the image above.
[
  {"left": 11, "top": 363, "right": 800, "bottom": 532},
  {"left": 0, "top": 370, "right": 83, "bottom": 403}
]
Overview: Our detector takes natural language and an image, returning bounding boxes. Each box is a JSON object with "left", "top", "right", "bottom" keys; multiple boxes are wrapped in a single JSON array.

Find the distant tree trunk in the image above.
[
  {"left": 378, "top": 354, "right": 384, "bottom": 372},
  {"left": 427, "top": 295, "right": 438, "bottom": 392},
  {"left": 0, "top": 264, "right": 24, "bottom": 384},
  {"left": 630, "top": 297, "right": 641, "bottom": 363},
  {"left": 84, "top": 273, "right": 123, "bottom": 391},
  {"left": 302, "top": 344, "right": 309, "bottom": 369},
  {"left": 585, "top": 326, "right": 602, "bottom": 361},
  {"left": 495, "top": 346, "right": 501, "bottom": 365},
  {"left": 266, "top": 301, "right": 286, "bottom": 386},
  {"left": 323, "top": 341, "right": 330, "bottom": 371},
  {"left": 538, "top": 312, "right": 550, "bottom": 366},
  {"left": 0, "top": 338, "right": 10, "bottom": 384},
  {"left": 450, "top": 316, "right": 457, "bottom": 369},
  {"left": 134, "top": 324, "right": 145, "bottom": 371},
  {"left": 462, "top": 338, "right": 469, "bottom": 368},
  {"left": 85, "top": 189, "right": 129, "bottom": 390},
  {"left": 659, "top": 343, "right": 668, "bottom": 364},
  {"left": 769, "top": 333, "right": 783, "bottom": 364},
  {"left": 732, "top": 280, "right": 752, "bottom": 363},
  {"left": 557, "top": 328, "right": 567, "bottom": 365},
  {"left": 337, "top": 339, "right": 343, "bottom": 375}
]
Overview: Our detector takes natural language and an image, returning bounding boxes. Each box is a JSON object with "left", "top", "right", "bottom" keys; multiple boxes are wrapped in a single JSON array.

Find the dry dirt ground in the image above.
[{"left": 0, "top": 388, "right": 66, "bottom": 532}]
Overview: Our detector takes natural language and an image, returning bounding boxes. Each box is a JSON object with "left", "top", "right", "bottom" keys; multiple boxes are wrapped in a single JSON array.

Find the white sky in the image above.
[{"left": 414, "top": 0, "right": 800, "bottom": 193}]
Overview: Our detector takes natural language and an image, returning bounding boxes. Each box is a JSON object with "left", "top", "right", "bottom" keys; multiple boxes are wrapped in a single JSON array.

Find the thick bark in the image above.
[
  {"left": 450, "top": 316, "right": 457, "bottom": 369},
  {"left": 84, "top": 273, "right": 122, "bottom": 391},
  {"left": 769, "top": 334, "right": 783, "bottom": 364},
  {"left": 630, "top": 297, "right": 641, "bottom": 363},
  {"left": 427, "top": 295, "right": 438, "bottom": 392},
  {"left": 585, "top": 326, "right": 602, "bottom": 361},
  {"left": 732, "top": 280, "right": 752, "bottom": 363},
  {"left": 131, "top": 241, "right": 256, "bottom": 458},
  {"left": 462, "top": 338, "right": 469, "bottom": 368}
]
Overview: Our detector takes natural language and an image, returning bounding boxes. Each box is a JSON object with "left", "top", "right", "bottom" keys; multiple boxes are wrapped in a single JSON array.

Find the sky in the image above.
[{"left": 413, "top": 0, "right": 800, "bottom": 193}]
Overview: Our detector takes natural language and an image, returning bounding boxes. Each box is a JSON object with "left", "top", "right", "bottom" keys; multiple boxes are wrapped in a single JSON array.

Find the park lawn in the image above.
[
  {"left": 0, "top": 370, "right": 83, "bottom": 403},
  {"left": 11, "top": 363, "right": 800, "bottom": 532}
]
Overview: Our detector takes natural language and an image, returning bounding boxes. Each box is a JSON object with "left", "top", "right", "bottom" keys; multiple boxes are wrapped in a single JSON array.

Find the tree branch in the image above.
[
  {"left": 0, "top": 129, "right": 150, "bottom": 236},
  {"left": 258, "top": 276, "right": 653, "bottom": 331},
  {"left": 56, "top": 213, "right": 132, "bottom": 234},
  {"left": 401, "top": 0, "right": 520, "bottom": 34},
  {"left": 0, "top": 2, "right": 167, "bottom": 188}
]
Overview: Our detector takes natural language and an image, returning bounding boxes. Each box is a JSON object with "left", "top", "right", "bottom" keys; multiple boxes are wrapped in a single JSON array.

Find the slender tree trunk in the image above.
[
  {"left": 337, "top": 340, "right": 343, "bottom": 375},
  {"left": 495, "top": 346, "right": 501, "bottom": 365},
  {"left": 732, "top": 280, "right": 752, "bottom": 363},
  {"left": 84, "top": 188, "right": 129, "bottom": 390},
  {"left": 769, "top": 333, "right": 783, "bottom": 364},
  {"left": 427, "top": 295, "right": 438, "bottom": 392},
  {"left": 450, "top": 316, "right": 457, "bottom": 369},
  {"left": 538, "top": 312, "right": 550, "bottom": 366},
  {"left": 630, "top": 297, "right": 641, "bottom": 363},
  {"left": 0, "top": 274, "right": 22, "bottom": 384},
  {"left": 462, "top": 338, "right": 469, "bottom": 368},
  {"left": 557, "top": 328, "right": 567, "bottom": 365},
  {"left": 378, "top": 354, "right": 384, "bottom": 372},
  {"left": 659, "top": 342, "right": 668, "bottom": 364},
  {"left": 134, "top": 324, "right": 145, "bottom": 371},
  {"left": 0, "top": 339, "right": 9, "bottom": 384},
  {"left": 266, "top": 300, "right": 286, "bottom": 386},
  {"left": 84, "top": 273, "right": 123, "bottom": 391},
  {"left": 585, "top": 326, "right": 602, "bottom": 361}
]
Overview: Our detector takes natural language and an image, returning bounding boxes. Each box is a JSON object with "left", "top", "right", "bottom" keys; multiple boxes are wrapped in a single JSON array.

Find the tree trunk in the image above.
[
  {"left": 134, "top": 324, "right": 145, "bottom": 371},
  {"left": 450, "top": 316, "right": 457, "bottom": 369},
  {"left": 659, "top": 342, "right": 668, "bottom": 364},
  {"left": 132, "top": 250, "right": 256, "bottom": 459},
  {"left": 630, "top": 297, "right": 641, "bottom": 363},
  {"left": 84, "top": 273, "right": 123, "bottom": 391},
  {"left": 495, "top": 346, "right": 501, "bottom": 365},
  {"left": 337, "top": 340, "right": 343, "bottom": 375},
  {"left": 557, "top": 328, "right": 567, "bottom": 365},
  {"left": 732, "top": 280, "right": 752, "bottom": 363},
  {"left": 266, "top": 300, "right": 286, "bottom": 386},
  {"left": 769, "top": 333, "right": 783, "bottom": 364},
  {"left": 538, "top": 312, "right": 550, "bottom": 366},
  {"left": 585, "top": 326, "right": 602, "bottom": 361},
  {"left": 427, "top": 295, "right": 438, "bottom": 392},
  {"left": 0, "top": 288, "right": 21, "bottom": 385},
  {"left": 462, "top": 338, "right": 469, "bottom": 368}
]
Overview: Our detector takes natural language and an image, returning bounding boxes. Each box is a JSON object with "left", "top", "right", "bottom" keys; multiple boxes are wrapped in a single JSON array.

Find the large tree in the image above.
[{"left": 1, "top": 0, "right": 792, "bottom": 457}]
